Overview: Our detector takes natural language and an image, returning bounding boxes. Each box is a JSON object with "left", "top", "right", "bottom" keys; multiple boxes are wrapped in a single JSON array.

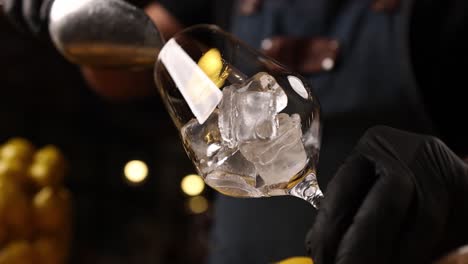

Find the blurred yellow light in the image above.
[
  {"left": 124, "top": 160, "right": 148, "bottom": 183},
  {"left": 187, "top": 196, "right": 209, "bottom": 214},
  {"left": 181, "top": 174, "right": 205, "bottom": 196}
]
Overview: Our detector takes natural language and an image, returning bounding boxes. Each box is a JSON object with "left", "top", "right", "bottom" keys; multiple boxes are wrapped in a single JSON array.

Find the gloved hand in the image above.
[
  {"left": 2, "top": 0, "right": 54, "bottom": 39},
  {"left": 306, "top": 126, "right": 468, "bottom": 264}
]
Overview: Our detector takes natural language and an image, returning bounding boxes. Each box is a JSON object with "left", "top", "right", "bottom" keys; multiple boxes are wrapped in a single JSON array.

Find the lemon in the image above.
[
  {"left": 0, "top": 177, "right": 32, "bottom": 240},
  {"left": 29, "top": 162, "right": 65, "bottom": 188},
  {"left": 33, "top": 146, "right": 65, "bottom": 167},
  {"left": 198, "top": 48, "right": 229, "bottom": 87},
  {"left": 33, "top": 187, "right": 71, "bottom": 234},
  {"left": 276, "top": 257, "right": 314, "bottom": 264},
  {"left": 34, "top": 237, "right": 68, "bottom": 264},
  {"left": 0, "top": 218, "right": 7, "bottom": 245},
  {"left": 0, "top": 159, "right": 29, "bottom": 184},
  {"left": 29, "top": 146, "right": 66, "bottom": 187},
  {"left": 0, "top": 138, "right": 35, "bottom": 163},
  {"left": 0, "top": 240, "right": 35, "bottom": 264}
]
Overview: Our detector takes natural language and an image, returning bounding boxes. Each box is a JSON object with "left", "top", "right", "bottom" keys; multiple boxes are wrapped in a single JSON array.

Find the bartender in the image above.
[{"left": 3, "top": 0, "right": 467, "bottom": 263}]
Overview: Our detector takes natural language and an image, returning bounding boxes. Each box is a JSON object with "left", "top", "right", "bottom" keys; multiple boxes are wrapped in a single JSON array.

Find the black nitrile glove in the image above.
[
  {"left": 306, "top": 126, "right": 468, "bottom": 264},
  {"left": 2, "top": 0, "right": 54, "bottom": 39}
]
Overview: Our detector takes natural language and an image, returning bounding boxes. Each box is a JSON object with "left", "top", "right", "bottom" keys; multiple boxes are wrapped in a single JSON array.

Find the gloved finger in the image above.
[
  {"left": 307, "top": 153, "right": 378, "bottom": 264},
  {"left": 392, "top": 138, "right": 451, "bottom": 263},
  {"left": 392, "top": 195, "right": 447, "bottom": 263},
  {"left": 22, "top": 0, "right": 43, "bottom": 35},
  {"left": 353, "top": 127, "right": 454, "bottom": 263},
  {"left": 2, "top": 0, "right": 28, "bottom": 34},
  {"left": 334, "top": 159, "right": 414, "bottom": 264}
]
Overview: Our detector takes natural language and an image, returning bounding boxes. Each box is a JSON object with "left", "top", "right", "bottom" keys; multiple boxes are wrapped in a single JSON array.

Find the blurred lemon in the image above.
[
  {"left": 277, "top": 257, "right": 314, "bottom": 264},
  {"left": 0, "top": 219, "right": 7, "bottom": 246},
  {"left": 33, "top": 187, "right": 71, "bottom": 234},
  {"left": 0, "top": 159, "right": 29, "bottom": 185},
  {"left": 198, "top": 48, "right": 229, "bottom": 87},
  {"left": 33, "top": 237, "right": 67, "bottom": 264},
  {"left": 29, "top": 146, "right": 66, "bottom": 187},
  {"left": 0, "top": 138, "right": 72, "bottom": 264},
  {"left": 33, "top": 146, "right": 65, "bottom": 167},
  {"left": 0, "top": 177, "right": 32, "bottom": 240},
  {"left": 29, "top": 162, "right": 65, "bottom": 188},
  {"left": 0, "top": 138, "right": 35, "bottom": 163},
  {"left": 0, "top": 240, "right": 35, "bottom": 264}
]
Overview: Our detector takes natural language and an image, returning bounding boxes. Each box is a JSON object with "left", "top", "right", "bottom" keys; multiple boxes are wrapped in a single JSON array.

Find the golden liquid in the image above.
[{"left": 66, "top": 43, "right": 158, "bottom": 67}]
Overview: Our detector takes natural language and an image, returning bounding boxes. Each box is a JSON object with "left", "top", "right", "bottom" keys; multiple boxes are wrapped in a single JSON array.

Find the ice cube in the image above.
[
  {"left": 218, "top": 85, "right": 237, "bottom": 148},
  {"left": 239, "top": 113, "right": 307, "bottom": 186},
  {"left": 205, "top": 151, "right": 262, "bottom": 197},
  {"left": 181, "top": 111, "right": 236, "bottom": 173},
  {"left": 234, "top": 91, "right": 277, "bottom": 142},
  {"left": 208, "top": 151, "right": 257, "bottom": 185},
  {"left": 246, "top": 72, "right": 288, "bottom": 112},
  {"left": 218, "top": 73, "right": 288, "bottom": 148},
  {"left": 204, "top": 172, "right": 263, "bottom": 197}
]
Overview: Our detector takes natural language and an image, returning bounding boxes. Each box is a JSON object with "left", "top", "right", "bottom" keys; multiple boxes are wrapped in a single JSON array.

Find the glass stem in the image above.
[{"left": 289, "top": 173, "right": 324, "bottom": 209}]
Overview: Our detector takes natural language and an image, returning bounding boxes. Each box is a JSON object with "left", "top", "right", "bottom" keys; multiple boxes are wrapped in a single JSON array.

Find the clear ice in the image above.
[
  {"left": 218, "top": 72, "right": 288, "bottom": 148},
  {"left": 181, "top": 111, "right": 259, "bottom": 196},
  {"left": 181, "top": 72, "right": 308, "bottom": 196},
  {"left": 240, "top": 113, "right": 307, "bottom": 186},
  {"left": 204, "top": 151, "right": 261, "bottom": 197},
  {"left": 181, "top": 111, "right": 234, "bottom": 174}
]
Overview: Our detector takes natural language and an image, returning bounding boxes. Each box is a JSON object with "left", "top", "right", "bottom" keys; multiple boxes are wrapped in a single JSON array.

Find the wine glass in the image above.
[{"left": 154, "top": 24, "right": 323, "bottom": 208}]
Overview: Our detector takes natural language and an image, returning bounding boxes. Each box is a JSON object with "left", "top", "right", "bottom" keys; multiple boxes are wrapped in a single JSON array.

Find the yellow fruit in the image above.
[
  {"left": 29, "top": 146, "right": 66, "bottom": 187},
  {"left": 0, "top": 219, "right": 7, "bottom": 246},
  {"left": 198, "top": 48, "right": 223, "bottom": 77},
  {"left": 33, "top": 187, "right": 71, "bottom": 234},
  {"left": 277, "top": 257, "right": 314, "bottom": 264},
  {"left": 198, "top": 48, "right": 229, "bottom": 87},
  {"left": 0, "top": 240, "right": 35, "bottom": 264},
  {"left": 33, "top": 237, "right": 67, "bottom": 264},
  {"left": 0, "top": 138, "right": 35, "bottom": 163},
  {"left": 0, "top": 159, "right": 29, "bottom": 185},
  {"left": 0, "top": 178, "right": 32, "bottom": 240},
  {"left": 33, "top": 146, "right": 65, "bottom": 167},
  {"left": 29, "top": 162, "right": 65, "bottom": 188}
]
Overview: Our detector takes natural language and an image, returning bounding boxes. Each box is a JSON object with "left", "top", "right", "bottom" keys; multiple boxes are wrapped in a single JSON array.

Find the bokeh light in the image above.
[
  {"left": 187, "top": 196, "right": 209, "bottom": 214},
  {"left": 181, "top": 174, "right": 205, "bottom": 196},
  {"left": 124, "top": 160, "right": 148, "bottom": 184}
]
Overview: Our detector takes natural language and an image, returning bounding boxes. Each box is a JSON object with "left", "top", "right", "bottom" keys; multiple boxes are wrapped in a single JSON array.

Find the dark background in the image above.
[{"left": 0, "top": 11, "right": 213, "bottom": 264}]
